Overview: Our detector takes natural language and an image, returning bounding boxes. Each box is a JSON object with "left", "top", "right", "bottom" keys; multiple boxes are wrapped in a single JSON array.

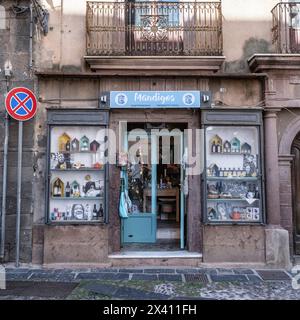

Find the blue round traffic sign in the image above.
[{"left": 5, "top": 87, "right": 37, "bottom": 121}]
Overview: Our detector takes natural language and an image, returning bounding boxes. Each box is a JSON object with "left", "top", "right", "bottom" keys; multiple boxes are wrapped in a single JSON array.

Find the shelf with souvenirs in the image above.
[
  {"left": 204, "top": 125, "right": 263, "bottom": 224},
  {"left": 48, "top": 125, "right": 107, "bottom": 223}
]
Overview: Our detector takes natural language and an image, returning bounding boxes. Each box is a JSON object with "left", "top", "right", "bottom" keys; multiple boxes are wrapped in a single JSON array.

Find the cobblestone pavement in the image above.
[{"left": 0, "top": 266, "right": 299, "bottom": 300}]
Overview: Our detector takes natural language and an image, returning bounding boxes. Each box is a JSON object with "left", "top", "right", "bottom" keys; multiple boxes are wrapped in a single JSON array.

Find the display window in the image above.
[
  {"left": 47, "top": 125, "right": 106, "bottom": 223},
  {"left": 204, "top": 125, "right": 264, "bottom": 224}
]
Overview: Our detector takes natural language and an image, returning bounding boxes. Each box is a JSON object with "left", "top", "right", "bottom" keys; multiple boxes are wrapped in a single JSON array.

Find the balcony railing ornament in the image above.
[{"left": 141, "top": 15, "right": 168, "bottom": 42}]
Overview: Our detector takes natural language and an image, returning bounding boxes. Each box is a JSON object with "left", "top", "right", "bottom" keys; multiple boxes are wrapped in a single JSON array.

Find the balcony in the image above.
[
  {"left": 86, "top": 1, "right": 223, "bottom": 57},
  {"left": 272, "top": 2, "right": 300, "bottom": 53}
]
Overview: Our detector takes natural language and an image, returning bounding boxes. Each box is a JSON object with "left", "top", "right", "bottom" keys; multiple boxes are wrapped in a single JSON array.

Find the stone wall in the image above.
[{"left": 0, "top": 0, "right": 34, "bottom": 263}]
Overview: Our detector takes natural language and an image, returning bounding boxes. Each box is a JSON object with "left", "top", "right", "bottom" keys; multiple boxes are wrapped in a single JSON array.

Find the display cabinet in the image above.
[
  {"left": 46, "top": 109, "right": 109, "bottom": 224},
  {"left": 202, "top": 109, "right": 265, "bottom": 224}
]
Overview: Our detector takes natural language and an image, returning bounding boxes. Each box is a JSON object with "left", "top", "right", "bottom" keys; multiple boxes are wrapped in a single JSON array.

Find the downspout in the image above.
[
  {"left": 29, "top": 3, "right": 33, "bottom": 71},
  {"left": 0, "top": 78, "right": 10, "bottom": 260}
]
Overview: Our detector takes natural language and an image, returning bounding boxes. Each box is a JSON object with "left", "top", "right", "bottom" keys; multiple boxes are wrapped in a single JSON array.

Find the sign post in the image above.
[{"left": 5, "top": 87, "right": 37, "bottom": 267}]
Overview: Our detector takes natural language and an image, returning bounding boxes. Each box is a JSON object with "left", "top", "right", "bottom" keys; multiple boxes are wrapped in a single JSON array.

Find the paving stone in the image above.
[
  {"left": 114, "top": 286, "right": 167, "bottom": 300},
  {"left": 217, "top": 268, "right": 234, "bottom": 275},
  {"left": 5, "top": 268, "right": 30, "bottom": 273},
  {"left": 76, "top": 272, "right": 130, "bottom": 281},
  {"left": 90, "top": 268, "right": 118, "bottom": 273},
  {"left": 144, "top": 269, "right": 176, "bottom": 274},
  {"left": 6, "top": 272, "right": 32, "bottom": 281},
  {"left": 84, "top": 283, "right": 118, "bottom": 297},
  {"left": 0, "top": 281, "right": 77, "bottom": 298},
  {"left": 210, "top": 274, "right": 248, "bottom": 282},
  {"left": 256, "top": 270, "right": 291, "bottom": 281},
  {"left": 131, "top": 274, "right": 158, "bottom": 281},
  {"left": 176, "top": 269, "right": 204, "bottom": 274},
  {"left": 233, "top": 269, "right": 255, "bottom": 275},
  {"left": 158, "top": 274, "right": 182, "bottom": 282},
  {"left": 247, "top": 275, "right": 263, "bottom": 282},
  {"left": 198, "top": 268, "right": 218, "bottom": 275},
  {"left": 119, "top": 269, "right": 144, "bottom": 273}
]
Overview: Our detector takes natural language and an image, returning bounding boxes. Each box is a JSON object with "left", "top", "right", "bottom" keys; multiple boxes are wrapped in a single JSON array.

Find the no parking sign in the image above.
[{"left": 5, "top": 87, "right": 37, "bottom": 121}]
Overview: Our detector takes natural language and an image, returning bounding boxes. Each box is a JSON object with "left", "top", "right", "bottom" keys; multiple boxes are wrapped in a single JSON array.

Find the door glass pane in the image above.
[{"left": 127, "top": 131, "right": 153, "bottom": 214}]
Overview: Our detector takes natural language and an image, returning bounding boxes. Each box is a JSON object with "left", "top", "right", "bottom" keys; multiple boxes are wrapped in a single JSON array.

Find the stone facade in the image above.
[{"left": 0, "top": 0, "right": 299, "bottom": 267}]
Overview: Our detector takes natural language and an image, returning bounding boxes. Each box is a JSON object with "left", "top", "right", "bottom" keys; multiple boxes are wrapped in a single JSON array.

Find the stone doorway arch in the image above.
[{"left": 279, "top": 116, "right": 300, "bottom": 255}]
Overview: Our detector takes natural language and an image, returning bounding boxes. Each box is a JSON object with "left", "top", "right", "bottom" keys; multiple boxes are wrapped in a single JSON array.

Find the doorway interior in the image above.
[{"left": 120, "top": 122, "right": 187, "bottom": 251}]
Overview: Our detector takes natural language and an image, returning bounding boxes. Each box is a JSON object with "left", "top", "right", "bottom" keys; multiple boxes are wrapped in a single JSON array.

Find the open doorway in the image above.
[{"left": 120, "top": 122, "right": 187, "bottom": 251}]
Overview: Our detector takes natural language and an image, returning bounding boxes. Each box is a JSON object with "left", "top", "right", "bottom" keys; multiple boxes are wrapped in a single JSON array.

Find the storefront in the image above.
[{"left": 37, "top": 80, "right": 268, "bottom": 267}]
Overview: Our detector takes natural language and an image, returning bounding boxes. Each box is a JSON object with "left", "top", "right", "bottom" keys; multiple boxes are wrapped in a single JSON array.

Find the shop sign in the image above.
[{"left": 109, "top": 91, "right": 209, "bottom": 109}]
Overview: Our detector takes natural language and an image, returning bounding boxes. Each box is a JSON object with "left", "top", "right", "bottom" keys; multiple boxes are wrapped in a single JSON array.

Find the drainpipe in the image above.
[
  {"left": 29, "top": 3, "right": 33, "bottom": 71},
  {"left": 0, "top": 77, "right": 10, "bottom": 260}
]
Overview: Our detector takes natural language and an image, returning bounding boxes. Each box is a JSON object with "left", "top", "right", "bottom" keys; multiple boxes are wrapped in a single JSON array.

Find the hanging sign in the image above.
[
  {"left": 110, "top": 91, "right": 210, "bottom": 109},
  {"left": 5, "top": 87, "right": 37, "bottom": 121}
]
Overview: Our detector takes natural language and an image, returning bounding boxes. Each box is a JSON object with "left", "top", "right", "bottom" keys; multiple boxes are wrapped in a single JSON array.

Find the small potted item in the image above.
[{"left": 231, "top": 208, "right": 241, "bottom": 220}]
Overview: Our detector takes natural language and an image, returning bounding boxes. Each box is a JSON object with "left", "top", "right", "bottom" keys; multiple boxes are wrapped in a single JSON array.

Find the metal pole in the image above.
[
  {"left": 0, "top": 114, "right": 9, "bottom": 260},
  {"left": 15, "top": 121, "right": 23, "bottom": 268},
  {"left": 0, "top": 80, "right": 10, "bottom": 260}
]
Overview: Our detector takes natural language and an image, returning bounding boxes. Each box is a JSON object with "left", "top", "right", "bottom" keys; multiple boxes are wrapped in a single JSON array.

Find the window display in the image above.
[
  {"left": 204, "top": 125, "right": 263, "bottom": 224},
  {"left": 47, "top": 126, "right": 106, "bottom": 223}
]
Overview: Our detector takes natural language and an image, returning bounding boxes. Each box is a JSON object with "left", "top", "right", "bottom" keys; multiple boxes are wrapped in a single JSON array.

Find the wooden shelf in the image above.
[
  {"left": 51, "top": 197, "right": 104, "bottom": 200},
  {"left": 207, "top": 177, "right": 258, "bottom": 181}
]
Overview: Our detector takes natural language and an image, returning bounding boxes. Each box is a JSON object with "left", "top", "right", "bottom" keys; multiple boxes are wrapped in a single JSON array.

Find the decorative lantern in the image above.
[
  {"left": 52, "top": 178, "right": 64, "bottom": 197},
  {"left": 71, "top": 180, "right": 81, "bottom": 197},
  {"left": 58, "top": 133, "right": 71, "bottom": 152}
]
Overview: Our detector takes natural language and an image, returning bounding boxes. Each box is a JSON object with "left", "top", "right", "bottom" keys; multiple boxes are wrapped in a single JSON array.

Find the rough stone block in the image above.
[
  {"left": 265, "top": 228, "right": 291, "bottom": 269},
  {"left": 203, "top": 226, "right": 265, "bottom": 263}
]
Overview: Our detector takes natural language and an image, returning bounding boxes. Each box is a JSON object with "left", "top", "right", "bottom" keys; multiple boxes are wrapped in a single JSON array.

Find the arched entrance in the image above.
[{"left": 292, "top": 133, "right": 300, "bottom": 255}]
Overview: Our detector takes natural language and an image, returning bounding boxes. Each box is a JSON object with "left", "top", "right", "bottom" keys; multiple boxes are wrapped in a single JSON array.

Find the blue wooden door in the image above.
[{"left": 121, "top": 131, "right": 157, "bottom": 244}]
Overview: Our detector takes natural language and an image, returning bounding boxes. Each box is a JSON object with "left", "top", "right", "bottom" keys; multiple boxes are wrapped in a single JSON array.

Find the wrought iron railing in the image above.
[
  {"left": 86, "top": 1, "right": 223, "bottom": 56},
  {"left": 272, "top": 2, "right": 300, "bottom": 53}
]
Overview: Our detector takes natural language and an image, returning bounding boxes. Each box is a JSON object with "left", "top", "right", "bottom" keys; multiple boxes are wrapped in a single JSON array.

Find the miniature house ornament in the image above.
[
  {"left": 80, "top": 135, "right": 90, "bottom": 151},
  {"left": 52, "top": 178, "right": 64, "bottom": 197},
  {"left": 58, "top": 133, "right": 71, "bottom": 152},
  {"left": 210, "top": 135, "right": 222, "bottom": 153},
  {"left": 71, "top": 180, "right": 81, "bottom": 197},
  {"left": 71, "top": 138, "right": 80, "bottom": 151},
  {"left": 230, "top": 137, "right": 241, "bottom": 153},
  {"left": 223, "top": 140, "right": 231, "bottom": 153},
  {"left": 241, "top": 142, "right": 251, "bottom": 154},
  {"left": 90, "top": 140, "right": 100, "bottom": 152}
]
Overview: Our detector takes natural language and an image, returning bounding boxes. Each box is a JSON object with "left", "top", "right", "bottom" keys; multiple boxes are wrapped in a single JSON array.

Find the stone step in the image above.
[{"left": 108, "top": 251, "right": 203, "bottom": 267}]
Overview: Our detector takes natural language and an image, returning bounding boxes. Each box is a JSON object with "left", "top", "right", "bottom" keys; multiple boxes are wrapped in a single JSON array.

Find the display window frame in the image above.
[
  {"left": 45, "top": 109, "right": 109, "bottom": 225},
  {"left": 202, "top": 109, "right": 266, "bottom": 226}
]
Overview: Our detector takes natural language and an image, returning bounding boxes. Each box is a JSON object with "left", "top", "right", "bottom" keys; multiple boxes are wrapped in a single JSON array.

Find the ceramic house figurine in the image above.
[
  {"left": 71, "top": 180, "right": 81, "bottom": 197},
  {"left": 80, "top": 136, "right": 89, "bottom": 151},
  {"left": 207, "top": 163, "right": 220, "bottom": 177},
  {"left": 241, "top": 142, "right": 251, "bottom": 154},
  {"left": 52, "top": 178, "right": 64, "bottom": 197},
  {"left": 71, "top": 138, "right": 80, "bottom": 152},
  {"left": 58, "top": 133, "right": 71, "bottom": 152},
  {"left": 230, "top": 137, "right": 241, "bottom": 153},
  {"left": 90, "top": 140, "right": 100, "bottom": 152},
  {"left": 223, "top": 140, "right": 231, "bottom": 153},
  {"left": 210, "top": 135, "right": 223, "bottom": 153}
]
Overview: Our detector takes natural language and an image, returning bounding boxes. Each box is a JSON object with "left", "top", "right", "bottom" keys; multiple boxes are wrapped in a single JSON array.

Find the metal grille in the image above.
[
  {"left": 86, "top": 1, "right": 223, "bottom": 56},
  {"left": 184, "top": 274, "right": 209, "bottom": 283},
  {"left": 256, "top": 270, "right": 291, "bottom": 281},
  {"left": 272, "top": 2, "right": 300, "bottom": 53}
]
